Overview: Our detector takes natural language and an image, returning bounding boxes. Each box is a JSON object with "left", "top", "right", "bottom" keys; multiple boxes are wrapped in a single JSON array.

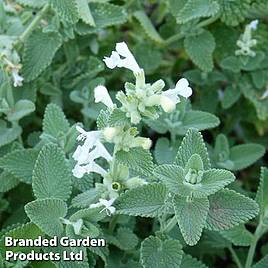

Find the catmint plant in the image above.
[{"left": 0, "top": 1, "right": 267, "bottom": 268}]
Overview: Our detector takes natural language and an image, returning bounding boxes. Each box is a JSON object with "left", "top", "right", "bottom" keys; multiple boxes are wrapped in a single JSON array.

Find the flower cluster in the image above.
[
  {"left": 72, "top": 42, "right": 193, "bottom": 215},
  {"left": 96, "top": 42, "right": 192, "bottom": 124},
  {"left": 235, "top": 20, "right": 259, "bottom": 57}
]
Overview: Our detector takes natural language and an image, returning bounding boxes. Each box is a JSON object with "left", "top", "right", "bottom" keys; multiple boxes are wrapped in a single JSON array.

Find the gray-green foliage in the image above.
[{"left": 0, "top": 0, "right": 268, "bottom": 267}]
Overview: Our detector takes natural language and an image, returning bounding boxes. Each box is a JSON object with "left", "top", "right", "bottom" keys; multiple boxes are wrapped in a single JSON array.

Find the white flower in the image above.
[
  {"left": 61, "top": 218, "right": 83, "bottom": 235},
  {"left": 72, "top": 126, "right": 112, "bottom": 178},
  {"left": 103, "top": 127, "right": 118, "bottom": 142},
  {"left": 90, "top": 198, "right": 116, "bottom": 216},
  {"left": 94, "top": 85, "right": 114, "bottom": 109},
  {"left": 103, "top": 42, "right": 141, "bottom": 73},
  {"left": 249, "top": 20, "right": 258, "bottom": 30},
  {"left": 160, "top": 78, "right": 192, "bottom": 112},
  {"left": 11, "top": 68, "right": 23, "bottom": 87}
]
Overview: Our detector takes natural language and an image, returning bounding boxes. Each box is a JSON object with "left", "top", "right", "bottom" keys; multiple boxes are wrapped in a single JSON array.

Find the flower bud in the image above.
[
  {"left": 160, "top": 95, "right": 176, "bottom": 113},
  {"left": 103, "top": 127, "right": 118, "bottom": 142}
]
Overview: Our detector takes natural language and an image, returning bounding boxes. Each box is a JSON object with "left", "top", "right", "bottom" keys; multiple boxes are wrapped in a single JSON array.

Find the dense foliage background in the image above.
[{"left": 0, "top": 0, "right": 268, "bottom": 267}]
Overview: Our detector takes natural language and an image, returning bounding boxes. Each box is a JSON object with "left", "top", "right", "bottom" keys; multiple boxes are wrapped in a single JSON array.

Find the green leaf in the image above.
[
  {"left": 206, "top": 189, "right": 259, "bottom": 231},
  {"left": 32, "top": 144, "right": 72, "bottom": 201},
  {"left": 219, "top": 225, "right": 253, "bottom": 246},
  {"left": 43, "top": 103, "right": 70, "bottom": 139},
  {"left": 50, "top": 0, "right": 79, "bottom": 23},
  {"left": 173, "top": 195, "right": 209, "bottom": 245},
  {"left": 0, "top": 149, "right": 39, "bottom": 184},
  {"left": 218, "top": 0, "right": 251, "bottom": 26},
  {"left": 96, "top": 109, "right": 111, "bottom": 130},
  {"left": 229, "top": 144, "right": 265, "bottom": 171},
  {"left": 25, "top": 198, "right": 67, "bottom": 237},
  {"left": 252, "top": 255, "right": 268, "bottom": 268},
  {"left": 133, "top": 11, "right": 164, "bottom": 44},
  {"left": 180, "top": 254, "right": 209, "bottom": 268},
  {"left": 175, "top": 128, "right": 211, "bottom": 170},
  {"left": 90, "top": 3, "right": 127, "bottom": 28},
  {"left": 0, "top": 121, "right": 22, "bottom": 148},
  {"left": 75, "top": 0, "right": 95, "bottom": 26},
  {"left": 16, "top": 0, "right": 46, "bottom": 8},
  {"left": 177, "top": 0, "right": 220, "bottom": 24},
  {"left": 181, "top": 111, "right": 220, "bottom": 132},
  {"left": 109, "top": 108, "right": 130, "bottom": 127},
  {"left": 0, "top": 171, "right": 19, "bottom": 192},
  {"left": 109, "top": 227, "right": 139, "bottom": 251},
  {"left": 255, "top": 167, "right": 268, "bottom": 222},
  {"left": 71, "top": 188, "right": 102, "bottom": 208},
  {"left": 22, "top": 32, "right": 62, "bottom": 82},
  {"left": 0, "top": 223, "right": 43, "bottom": 253},
  {"left": 115, "top": 183, "right": 167, "bottom": 217},
  {"left": 154, "top": 138, "right": 178, "bottom": 164},
  {"left": 116, "top": 147, "right": 154, "bottom": 177},
  {"left": 221, "top": 85, "right": 241, "bottom": 109},
  {"left": 141, "top": 236, "right": 183, "bottom": 268},
  {"left": 184, "top": 30, "right": 215, "bottom": 72},
  {"left": 7, "top": 100, "right": 35, "bottom": 121}
]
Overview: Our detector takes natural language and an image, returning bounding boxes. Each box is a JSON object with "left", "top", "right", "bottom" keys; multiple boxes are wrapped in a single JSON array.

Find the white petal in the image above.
[
  {"left": 94, "top": 85, "right": 114, "bottom": 109},
  {"left": 72, "top": 165, "right": 86, "bottom": 178},
  {"left": 175, "top": 78, "right": 193, "bottom": 98},
  {"left": 12, "top": 69, "right": 23, "bottom": 87},
  {"left": 94, "top": 141, "right": 112, "bottom": 162},
  {"left": 90, "top": 202, "right": 102, "bottom": 208},
  {"left": 115, "top": 42, "right": 132, "bottom": 58},
  {"left": 73, "top": 219, "right": 83, "bottom": 235},
  {"left": 160, "top": 95, "right": 176, "bottom": 113},
  {"left": 103, "top": 127, "right": 118, "bottom": 142},
  {"left": 162, "top": 89, "right": 180, "bottom": 104},
  {"left": 103, "top": 51, "right": 121, "bottom": 69},
  {"left": 108, "top": 206, "right": 116, "bottom": 214},
  {"left": 72, "top": 145, "right": 89, "bottom": 164},
  {"left": 249, "top": 20, "right": 258, "bottom": 30},
  {"left": 88, "top": 162, "right": 107, "bottom": 176}
]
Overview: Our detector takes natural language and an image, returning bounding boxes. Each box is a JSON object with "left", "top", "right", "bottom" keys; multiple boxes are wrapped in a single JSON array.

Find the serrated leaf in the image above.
[
  {"left": 0, "top": 171, "right": 19, "bottom": 192},
  {"left": 219, "top": 225, "right": 253, "bottom": 246},
  {"left": 116, "top": 183, "right": 167, "bottom": 217},
  {"left": 25, "top": 198, "right": 67, "bottom": 237},
  {"left": 252, "top": 255, "right": 268, "bottom": 268},
  {"left": 133, "top": 11, "right": 164, "bottom": 44},
  {"left": 177, "top": 0, "right": 220, "bottom": 24},
  {"left": 90, "top": 3, "right": 127, "bottom": 28},
  {"left": 221, "top": 85, "right": 241, "bottom": 109},
  {"left": 180, "top": 254, "right": 209, "bottom": 268},
  {"left": 218, "top": 0, "right": 251, "bottom": 26},
  {"left": 16, "top": 0, "right": 46, "bottom": 8},
  {"left": 96, "top": 109, "right": 111, "bottom": 130},
  {"left": 0, "top": 122, "right": 22, "bottom": 148},
  {"left": 32, "top": 144, "right": 72, "bottom": 201},
  {"left": 206, "top": 189, "right": 259, "bottom": 231},
  {"left": 256, "top": 167, "right": 268, "bottom": 221},
  {"left": 75, "top": 0, "right": 95, "bottom": 26},
  {"left": 0, "top": 223, "right": 43, "bottom": 253},
  {"left": 181, "top": 111, "right": 220, "bottom": 133},
  {"left": 22, "top": 32, "right": 62, "bottom": 82},
  {"left": 110, "top": 227, "right": 138, "bottom": 251},
  {"left": 229, "top": 144, "right": 265, "bottom": 171},
  {"left": 175, "top": 128, "right": 210, "bottom": 169},
  {"left": 173, "top": 195, "right": 209, "bottom": 245},
  {"left": 154, "top": 138, "right": 178, "bottom": 164},
  {"left": 71, "top": 188, "right": 101, "bottom": 208},
  {"left": 184, "top": 30, "right": 215, "bottom": 72},
  {"left": 116, "top": 147, "right": 154, "bottom": 177},
  {"left": 109, "top": 108, "right": 130, "bottom": 127},
  {"left": 0, "top": 149, "right": 39, "bottom": 184},
  {"left": 7, "top": 100, "right": 35, "bottom": 122},
  {"left": 50, "top": 0, "right": 79, "bottom": 23},
  {"left": 43, "top": 103, "right": 70, "bottom": 139},
  {"left": 141, "top": 236, "right": 183, "bottom": 268}
]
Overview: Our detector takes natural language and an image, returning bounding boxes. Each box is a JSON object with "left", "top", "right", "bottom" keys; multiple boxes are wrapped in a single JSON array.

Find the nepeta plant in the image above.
[{"left": 0, "top": 1, "right": 268, "bottom": 268}]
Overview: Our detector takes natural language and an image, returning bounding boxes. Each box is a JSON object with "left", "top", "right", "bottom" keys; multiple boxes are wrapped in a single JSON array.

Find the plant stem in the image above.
[
  {"left": 108, "top": 215, "right": 118, "bottom": 234},
  {"left": 161, "top": 215, "right": 177, "bottom": 233},
  {"left": 165, "top": 13, "right": 220, "bottom": 46},
  {"left": 245, "top": 222, "right": 266, "bottom": 268},
  {"left": 228, "top": 246, "right": 243, "bottom": 268},
  {"left": 196, "top": 13, "right": 221, "bottom": 28},
  {"left": 15, "top": 3, "right": 50, "bottom": 45}
]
